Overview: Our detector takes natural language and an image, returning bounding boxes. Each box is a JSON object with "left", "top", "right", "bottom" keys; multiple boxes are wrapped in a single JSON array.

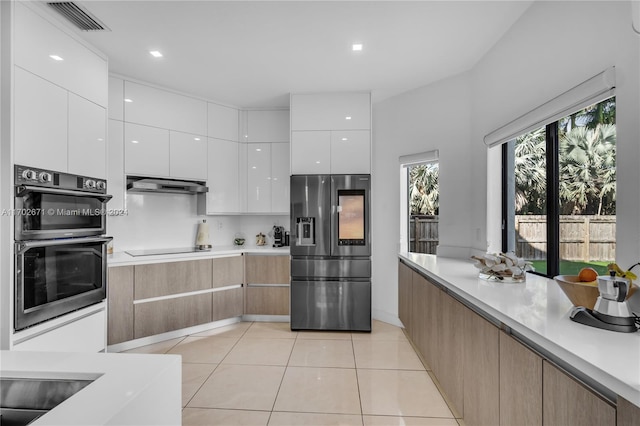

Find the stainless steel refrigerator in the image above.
[{"left": 290, "top": 174, "right": 371, "bottom": 331}]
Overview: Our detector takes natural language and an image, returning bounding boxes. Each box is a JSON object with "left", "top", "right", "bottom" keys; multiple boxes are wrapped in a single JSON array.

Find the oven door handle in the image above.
[
  {"left": 15, "top": 236, "right": 113, "bottom": 254},
  {"left": 16, "top": 185, "right": 113, "bottom": 202}
]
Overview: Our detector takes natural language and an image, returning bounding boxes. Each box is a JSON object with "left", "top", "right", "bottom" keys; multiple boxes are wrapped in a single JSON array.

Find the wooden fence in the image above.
[
  {"left": 410, "top": 215, "right": 616, "bottom": 261},
  {"left": 409, "top": 215, "right": 439, "bottom": 254},
  {"left": 515, "top": 215, "right": 616, "bottom": 262}
]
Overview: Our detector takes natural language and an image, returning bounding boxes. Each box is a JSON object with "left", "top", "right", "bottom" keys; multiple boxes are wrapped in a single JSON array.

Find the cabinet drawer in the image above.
[
  {"left": 134, "top": 260, "right": 212, "bottom": 299},
  {"left": 212, "top": 256, "right": 244, "bottom": 288},
  {"left": 245, "top": 255, "right": 289, "bottom": 284},
  {"left": 212, "top": 287, "right": 243, "bottom": 321},
  {"left": 245, "top": 286, "right": 289, "bottom": 315},
  {"left": 134, "top": 294, "right": 212, "bottom": 339}
]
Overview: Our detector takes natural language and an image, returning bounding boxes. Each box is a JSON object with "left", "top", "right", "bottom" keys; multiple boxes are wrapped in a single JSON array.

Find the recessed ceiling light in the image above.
[
  {"left": 341, "top": 137, "right": 348, "bottom": 141},
  {"left": 252, "top": 166, "right": 257, "bottom": 169},
  {"left": 49, "top": 55, "right": 64, "bottom": 61},
  {"left": 345, "top": 116, "right": 352, "bottom": 120},
  {"left": 194, "top": 137, "right": 200, "bottom": 141},
  {"left": 256, "top": 148, "right": 262, "bottom": 152},
  {"left": 352, "top": 43, "right": 363, "bottom": 51},
  {"left": 149, "top": 50, "right": 163, "bottom": 58},
  {"left": 124, "top": 98, "right": 133, "bottom": 103},
  {"left": 315, "top": 161, "right": 321, "bottom": 164},
  {"left": 97, "top": 138, "right": 104, "bottom": 141},
  {"left": 131, "top": 140, "right": 139, "bottom": 144}
]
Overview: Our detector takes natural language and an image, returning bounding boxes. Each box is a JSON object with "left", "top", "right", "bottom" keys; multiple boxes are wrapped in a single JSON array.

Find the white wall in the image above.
[
  {"left": 106, "top": 193, "right": 288, "bottom": 251},
  {"left": 372, "top": 73, "right": 472, "bottom": 324},
  {"left": 373, "top": 0, "right": 640, "bottom": 322}
]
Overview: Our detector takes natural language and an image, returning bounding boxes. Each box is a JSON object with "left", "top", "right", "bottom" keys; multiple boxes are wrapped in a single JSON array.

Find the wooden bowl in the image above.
[{"left": 553, "top": 275, "right": 638, "bottom": 310}]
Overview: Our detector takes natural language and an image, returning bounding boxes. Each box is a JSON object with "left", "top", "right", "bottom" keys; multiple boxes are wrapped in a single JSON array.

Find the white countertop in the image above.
[
  {"left": 399, "top": 252, "right": 640, "bottom": 408},
  {"left": 108, "top": 245, "right": 290, "bottom": 266},
  {"left": 1, "top": 350, "right": 181, "bottom": 425}
]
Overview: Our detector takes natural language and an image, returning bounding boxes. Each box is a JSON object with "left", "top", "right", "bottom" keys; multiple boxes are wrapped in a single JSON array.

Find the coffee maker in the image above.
[
  {"left": 273, "top": 225, "right": 284, "bottom": 248},
  {"left": 570, "top": 271, "right": 638, "bottom": 333}
]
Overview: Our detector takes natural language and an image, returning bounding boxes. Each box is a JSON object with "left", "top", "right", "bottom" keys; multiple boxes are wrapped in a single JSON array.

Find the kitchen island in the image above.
[
  {"left": 0, "top": 350, "right": 181, "bottom": 425},
  {"left": 399, "top": 252, "right": 640, "bottom": 425}
]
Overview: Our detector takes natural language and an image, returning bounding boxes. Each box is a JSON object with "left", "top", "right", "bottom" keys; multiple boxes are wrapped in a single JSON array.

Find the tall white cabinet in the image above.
[{"left": 290, "top": 93, "right": 371, "bottom": 175}]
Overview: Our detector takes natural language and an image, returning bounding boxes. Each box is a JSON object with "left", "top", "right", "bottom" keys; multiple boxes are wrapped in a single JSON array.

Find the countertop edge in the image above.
[
  {"left": 398, "top": 252, "right": 640, "bottom": 409},
  {"left": 108, "top": 246, "right": 290, "bottom": 266}
]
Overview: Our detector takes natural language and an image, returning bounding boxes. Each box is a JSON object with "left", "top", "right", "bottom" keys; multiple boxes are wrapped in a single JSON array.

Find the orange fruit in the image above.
[{"left": 578, "top": 267, "right": 598, "bottom": 283}]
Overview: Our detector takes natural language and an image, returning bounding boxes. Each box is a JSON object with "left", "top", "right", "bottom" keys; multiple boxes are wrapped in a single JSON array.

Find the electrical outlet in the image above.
[{"left": 218, "top": 221, "right": 223, "bottom": 230}]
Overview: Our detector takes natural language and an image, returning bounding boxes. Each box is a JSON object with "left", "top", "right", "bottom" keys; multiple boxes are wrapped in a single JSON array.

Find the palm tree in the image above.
[
  {"left": 559, "top": 123, "right": 616, "bottom": 215},
  {"left": 409, "top": 163, "right": 439, "bottom": 215},
  {"left": 514, "top": 127, "right": 546, "bottom": 214}
]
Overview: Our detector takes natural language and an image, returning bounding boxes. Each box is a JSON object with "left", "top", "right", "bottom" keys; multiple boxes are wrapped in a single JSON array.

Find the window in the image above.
[
  {"left": 503, "top": 98, "right": 616, "bottom": 277},
  {"left": 407, "top": 161, "right": 439, "bottom": 254}
]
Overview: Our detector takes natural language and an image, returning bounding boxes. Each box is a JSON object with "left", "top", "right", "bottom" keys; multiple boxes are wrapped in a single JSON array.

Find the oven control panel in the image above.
[{"left": 15, "top": 165, "right": 107, "bottom": 194}]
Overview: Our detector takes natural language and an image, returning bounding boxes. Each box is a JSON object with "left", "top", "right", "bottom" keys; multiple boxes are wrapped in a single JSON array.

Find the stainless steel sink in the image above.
[{"left": 1, "top": 377, "right": 94, "bottom": 426}]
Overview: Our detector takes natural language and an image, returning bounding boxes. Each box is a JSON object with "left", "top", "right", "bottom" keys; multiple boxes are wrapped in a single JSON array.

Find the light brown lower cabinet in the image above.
[
  {"left": 543, "top": 361, "right": 616, "bottom": 426},
  {"left": 463, "top": 307, "right": 500, "bottom": 426},
  {"left": 107, "top": 266, "right": 134, "bottom": 345},
  {"left": 245, "top": 254, "right": 289, "bottom": 284},
  {"left": 435, "top": 292, "right": 465, "bottom": 417},
  {"left": 245, "top": 286, "right": 290, "bottom": 315},
  {"left": 212, "top": 287, "right": 243, "bottom": 321},
  {"left": 616, "top": 397, "right": 640, "bottom": 426},
  {"left": 499, "top": 332, "right": 543, "bottom": 426},
  {"left": 134, "top": 294, "right": 212, "bottom": 339},
  {"left": 212, "top": 256, "right": 244, "bottom": 288},
  {"left": 134, "top": 259, "right": 212, "bottom": 299}
]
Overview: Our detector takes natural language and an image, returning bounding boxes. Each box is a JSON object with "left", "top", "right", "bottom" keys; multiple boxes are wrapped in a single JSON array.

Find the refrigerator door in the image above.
[
  {"left": 290, "top": 280, "right": 371, "bottom": 331},
  {"left": 331, "top": 175, "right": 371, "bottom": 257},
  {"left": 290, "top": 175, "right": 331, "bottom": 257}
]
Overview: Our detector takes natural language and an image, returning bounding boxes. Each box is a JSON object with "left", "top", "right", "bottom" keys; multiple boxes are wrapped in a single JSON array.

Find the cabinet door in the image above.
[
  {"left": 397, "top": 262, "right": 412, "bottom": 333},
  {"left": 212, "top": 287, "right": 244, "bottom": 321},
  {"left": 271, "top": 142, "right": 290, "bottom": 213},
  {"left": 68, "top": 93, "right": 107, "bottom": 178},
  {"left": 134, "top": 260, "right": 212, "bottom": 300},
  {"left": 124, "top": 81, "right": 207, "bottom": 135},
  {"left": 134, "top": 294, "right": 212, "bottom": 339},
  {"left": 245, "top": 255, "right": 289, "bottom": 284},
  {"left": 330, "top": 130, "right": 370, "bottom": 174},
  {"left": 124, "top": 122, "right": 170, "bottom": 176},
  {"left": 247, "top": 143, "right": 272, "bottom": 213},
  {"left": 436, "top": 292, "right": 465, "bottom": 417},
  {"left": 247, "top": 110, "right": 289, "bottom": 142},
  {"left": 14, "top": 2, "right": 108, "bottom": 107},
  {"left": 290, "top": 93, "right": 370, "bottom": 131},
  {"left": 14, "top": 67, "right": 68, "bottom": 171},
  {"left": 463, "top": 308, "right": 500, "bottom": 426},
  {"left": 290, "top": 131, "right": 331, "bottom": 174},
  {"left": 107, "top": 120, "right": 125, "bottom": 213},
  {"left": 617, "top": 397, "right": 640, "bottom": 426},
  {"left": 107, "top": 266, "right": 134, "bottom": 345},
  {"left": 207, "top": 138, "right": 240, "bottom": 213},
  {"left": 543, "top": 361, "right": 615, "bottom": 426},
  {"left": 499, "top": 332, "right": 542, "bottom": 426},
  {"left": 208, "top": 102, "right": 239, "bottom": 141},
  {"left": 169, "top": 130, "right": 207, "bottom": 180},
  {"left": 212, "top": 256, "right": 244, "bottom": 288},
  {"left": 245, "top": 286, "right": 289, "bottom": 315}
]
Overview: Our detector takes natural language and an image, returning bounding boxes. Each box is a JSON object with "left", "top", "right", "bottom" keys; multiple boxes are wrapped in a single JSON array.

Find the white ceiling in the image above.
[{"left": 72, "top": 1, "right": 533, "bottom": 108}]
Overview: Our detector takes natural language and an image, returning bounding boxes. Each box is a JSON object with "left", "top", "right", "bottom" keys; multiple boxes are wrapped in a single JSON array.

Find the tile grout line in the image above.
[{"left": 266, "top": 326, "right": 299, "bottom": 424}]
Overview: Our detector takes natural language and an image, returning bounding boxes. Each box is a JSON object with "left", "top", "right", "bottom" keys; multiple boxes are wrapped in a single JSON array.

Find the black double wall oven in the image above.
[{"left": 14, "top": 165, "right": 112, "bottom": 331}]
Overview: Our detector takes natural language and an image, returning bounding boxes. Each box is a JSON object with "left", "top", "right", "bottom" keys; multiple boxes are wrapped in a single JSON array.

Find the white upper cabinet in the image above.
[
  {"left": 68, "top": 93, "right": 107, "bottom": 178},
  {"left": 246, "top": 110, "right": 289, "bottom": 143},
  {"left": 208, "top": 103, "right": 239, "bottom": 141},
  {"left": 109, "top": 77, "right": 124, "bottom": 121},
  {"left": 290, "top": 131, "right": 331, "bottom": 175},
  {"left": 271, "top": 142, "right": 290, "bottom": 213},
  {"left": 14, "top": 2, "right": 108, "bottom": 107},
  {"left": 247, "top": 143, "right": 272, "bottom": 213},
  {"left": 330, "top": 130, "right": 371, "bottom": 174},
  {"left": 124, "top": 81, "right": 207, "bottom": 136},
  {"left": 124, "top": 123, "right": 170, "bottom": 177},
  {"left": 107, "top": 119, "right": 125, "bottom": 213},
  {"left": 14, "top": 67, "right": 68, "bottom": 171},
  {"left": 206, "top": 138, "right": 240, "bottom": 214},
  {"left": 169, "top": 131, "right": 208, "bottom": 180},
  {"left": 290, "top": 93, "right": 370, "bottom": 131}
]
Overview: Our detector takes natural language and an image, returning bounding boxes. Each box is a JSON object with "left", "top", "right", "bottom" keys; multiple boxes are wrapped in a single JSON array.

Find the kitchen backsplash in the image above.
[{"left": 106, "top": 192, "right": 288, "bottom": 251}]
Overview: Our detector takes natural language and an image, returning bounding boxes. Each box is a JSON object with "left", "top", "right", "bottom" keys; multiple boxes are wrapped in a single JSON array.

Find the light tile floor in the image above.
[{"left": 123, "top": 320, "right": 461, "bottom": 426}]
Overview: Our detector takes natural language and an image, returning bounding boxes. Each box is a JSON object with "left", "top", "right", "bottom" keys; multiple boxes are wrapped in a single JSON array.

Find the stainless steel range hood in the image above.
[{"left": 126, "top": 176, "right": 208, "bottom": 194}]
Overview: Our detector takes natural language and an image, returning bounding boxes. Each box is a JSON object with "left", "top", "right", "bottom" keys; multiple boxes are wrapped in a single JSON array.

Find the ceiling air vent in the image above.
[{"left": 47, "top": 2, "right": 109, "bottom": 31}]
